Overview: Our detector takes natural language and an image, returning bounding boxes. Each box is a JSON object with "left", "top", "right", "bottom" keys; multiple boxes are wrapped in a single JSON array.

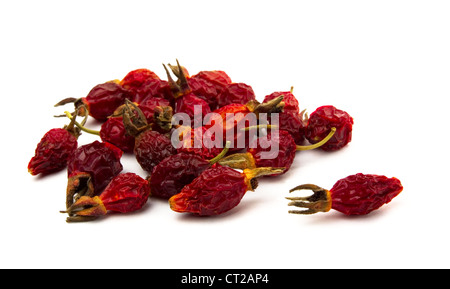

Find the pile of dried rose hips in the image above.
[{"left": 28, "top": 60, "right": 403, "bottom": 222}]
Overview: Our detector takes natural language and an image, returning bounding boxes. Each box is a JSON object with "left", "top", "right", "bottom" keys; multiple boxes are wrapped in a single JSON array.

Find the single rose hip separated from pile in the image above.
[
  {"left": 169, "top": 165, "right": 285, "bottom": 216},
  {"left": 62, "top": 172, "right": 150, "bottom": 222},
  {"left": 66, "top": 140, "right": 123, "bottom": 208},
  {"left": 286, "top": 173, "right": 403, "bottom": 215}
]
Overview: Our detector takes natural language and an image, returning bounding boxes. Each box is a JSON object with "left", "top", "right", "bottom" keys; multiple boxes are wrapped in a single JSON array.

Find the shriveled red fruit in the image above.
[
  {"left": 99, "top": 117, "right": 135, "bottom": 153},
  {"left": 306, "top": 105, "right": 353, "bottom": 151},
  {"left": 132, "top": 78, "right": 172, "bottom": 104},
  {"left": 28, "top": 128, "right": 78, "bottom": 176},
  {"left": 217, "top": 82, "right": 256, "bottom": 107},
  {"left": 263, "top": 89, "right": 300, "bottom": 114},
  {"left": 169, "top": 166, "right": 284, "bottom": 216},
  {"left": 204, "top": 97, "right": 284, "bottom": 152},
  {"left": 134, "top": 130, "right": 177, "bottom": 174},
  {"left": 191, "top": 70, "right": 231, "bottom": 96},
  {"left": 176, "top": 126, "right": 223, "bottom": 159},
  {"left": 219, "top": 128, "right": 336, "bottom": 176},
  {"left": 62, "top": 172, "right": 150, "bottom": 222},
  {"left": 287, "top": 174, "right": 403, "bottom": 215},
  {"left": 187, "top": 76, "right": 220, "bottom": 110},
  {"left": 55, "top": 82, "right": 133, "bottom": 122},
  {"left": 138, "top": 96, "right": 172, "bottom": 124},
  {"left": 119, "top": 68, "right": 160, "bottom": 97},
  {"left": 174, "top": 92, "right": 211, "bottom": 128},
  {"left": 66, "top": 141, "right": 123, "bottom": 208},
  {"left": 150, "top": 143, "right": 229, "bottom": 199}
]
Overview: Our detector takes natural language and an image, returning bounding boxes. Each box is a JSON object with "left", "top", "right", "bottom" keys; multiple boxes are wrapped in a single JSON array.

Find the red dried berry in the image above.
[
  {"left": 63, "top": 172, "right": 150, "bottom": 222},
  {"left": 217, "top": 82, "right": 256, "bottom": 108},
  {"left": 28, "top": 128, "right": 78, "bottom": 176},
  {"left": 263, "top": 90, "right": 300, "bottom": 114},
  {"left": 187, "top": 76, "right": 220, "bottom": 110},
  {"left": 134, "top": 130, "right": 177, "bottom": 174},
  {"left": 119, "top": 68, "right": 160, "bottom": 96},
  {"left": 174, "top": 92, "right": 211, "bottom": 128},
  {"left": 305, "top": 105, "right": 353, "bottom": 151},
  {"left": 150, "top": 143, "right": 229, "bottom": 199},
  {"left": 169, "top": 166, "right": 284, "bottom": 216},
  {"left": 191, "top": 70, "right": 232, "bottom": 96},
  {"left": 219, "top": 128, "right": 336, "bottom": 176},
  {"left": 66, "top": 141, "right": 123, "bottom": 208},
  {"left": 99, "top": 117, "right": 135, "bottom": 153},
  {"left": 132, "top": 78, "right": 172, "bottom": 104},
  {"left": 138, "top": 96, "right": 172, "bottom": 123},
  {"left": 176, "top": 126, "right": 223, "bottom": 159},
  {"left": 287, "top": 173, "right": 403, "bottom": 215},
  {"left": 82, "top": 82, "right": 134, "bottom": 121}
]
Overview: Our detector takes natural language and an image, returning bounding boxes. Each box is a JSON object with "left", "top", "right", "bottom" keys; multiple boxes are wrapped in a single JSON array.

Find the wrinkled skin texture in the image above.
[
  {"left": 99, "top": 172, "right": 150, "bottom": 213},
  {"left": 134, "top": 130, "right": 177, "bottom": 174},
  {"left": 84, "top": 82, "right": 133, "bottom": 121},
  {"left": 217, "top": 82, "right": 256, "bottom": 107},
  {"left": 187, "top": 77, "right": 220, "bottom": 111},
  {"left": 330, "top": 174, "right": 403, "bottom": 215},
  {"left": 270, "top": 111, "right": 305, "bottom": 145},
  {"left": 305, "top": 105, "right": 353, "bottom": 151},
  {"left": 169, "top": 165, "right": 249, "bottom": 216},
  {"left": 150, "top": 153, "right": 211, "bottom": 199},
  {"left": 263, "top": 91, "right": 300, "bottom": 114},
  {"left": 120, "top": 68, "right": 160, "bottom": 100},
  {"left": 177, "top": 126, "right": 223, "bottom": 159},
  {"left": 175, "top": 93, "right": 211, "bottom": 128},
  {"left": 132, "top": 78, "right": 172, "bottom": 104},
  {"left": 138, "top": 96, "right": 172, "bottom": 123},
  {"left": 248, "top": 130, "right": 296, "bottom": 175},
  {"left": 191, "top": 70, "right": 231, "bottom": 97},
  {"left": 68, "top": 141, "right": 123, "bottom": 194},
  {"left": 100, "top": 117, "right": 135, "bottom": 153},
  {"left": 28, "top": 128, "right": 78, "bottom": 175}
]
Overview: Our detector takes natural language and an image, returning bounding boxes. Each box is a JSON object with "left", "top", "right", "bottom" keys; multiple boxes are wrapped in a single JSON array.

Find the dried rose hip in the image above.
[
  {"left": 55, "top": 81, "right": 133, "bottom": 122},
  {"left": 169, "top": 165, "right": 285, "bottom": 216},
  {"left": 119, "top": 68, "right": 160, "bottom": 96},
  {"left": 204, "top": 96, "right": 284, "bottom": 152},
  {"left": 131, "top": 78, "right": 172, "bottom": 104},
  {"left": 150, "top": 142, "right": 230, "bottom": 199},
  {"left": 134, "top": 129, "right": 177, "bottom": 174},
  {"left": 219, "top": 128, "right": 336, "bottom": 175},
  {"left": 191, "top": 70, "right": 232, "bottom": 97},
  {"left": 66, "top": 140, "right": 123, "bottom": 208},
  {"left": 176, "top": 126, "right": 223, "bottom": 159},
  {"left": 263, "top": 88, "right": 300, "bottom": 114},
  {"left": 287, "top": 173, "right": 403, "bottom": 215},
  {"left": 62, "top": 172, "right": 150, "bottom": 222},
  {"left": 217, "top": 82, "right": 256, "bottom": 108},
  {"left": 28, "top": 117, "right": 80, "bottom": 176},
  {"left": 305, "top": 105, "right": 353, "bottom": 151},
  {"left": 187, "top": 76, "right": 220, "bottom": 110}
]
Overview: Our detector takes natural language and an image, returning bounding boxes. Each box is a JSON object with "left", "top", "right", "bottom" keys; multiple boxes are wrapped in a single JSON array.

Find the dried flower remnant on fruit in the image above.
[
  {"left": 286, "top": 173, "right": 403, "bottom": 215},
  {"left": 66, "top": 141, "right": 123, "bottom": 208},
  {"left": 62, "top": 172, "right": 150, "bottom": 222}
]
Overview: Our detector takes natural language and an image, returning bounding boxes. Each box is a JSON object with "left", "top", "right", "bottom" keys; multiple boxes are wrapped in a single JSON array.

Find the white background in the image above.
[{"left": 1, "top": 0, "right": 449, "bottom": 269}]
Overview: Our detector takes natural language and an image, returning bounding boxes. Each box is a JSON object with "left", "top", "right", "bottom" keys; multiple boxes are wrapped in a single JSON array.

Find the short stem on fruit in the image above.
[
  {"left": 64, "top": 111, "right": 100, "bottom": 136},
  {"left": 296, "top": 127, "right": 336, "bottom": 151},
  {"left": 243, "top": 167, "right": 286, "bottom": 191},
  {"left": 218, "top": 152, "right": 257, "bottom": 170},
  {"left": 209, "top": 141, "right": 231, "bottom": 165}
]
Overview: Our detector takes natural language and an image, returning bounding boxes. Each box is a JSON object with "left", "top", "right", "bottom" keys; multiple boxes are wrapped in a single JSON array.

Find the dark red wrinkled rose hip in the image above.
[
  {"left": 134, "top": 130, "right": 177, "bottom": 174},
  {"left": 66, "top": 141, "right": 123, "bottom": 208},
  {"left": 306, "top": 105, "right": 353, "bottom": 151},
  {"left": 100, "top": 117, "right": 135, "bottom": 153},
  {"left": 217, "top": 82, "right": 256, "bottom": 107},
  {"left": 28, "top": 128, "right": 78, "bottom": 176},
  {"left": 63, "top": 172, "right": 150, "bottom": 222},
  {"left": 287, "top": 173, "right": 403, "bottom": 216}
]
